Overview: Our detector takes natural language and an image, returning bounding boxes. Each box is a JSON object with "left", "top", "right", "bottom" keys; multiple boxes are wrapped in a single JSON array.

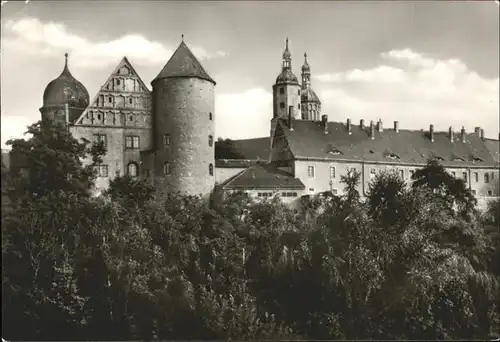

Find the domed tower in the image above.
[
  {"left": 301, "top": 53, "right": 321, "bottom": 121},
  {"left": 271, "top": 38, "right": 301, "bottom": 137},
  {"left": 151, "top": 37, "right": 216, "bottom": 197},
  {"left": 40, "top": 53, "right": 90, "bottom": 126}
]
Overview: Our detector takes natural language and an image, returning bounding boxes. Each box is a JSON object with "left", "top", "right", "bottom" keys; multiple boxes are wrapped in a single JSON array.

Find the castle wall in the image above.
[{"left": 152, "top": 77, "right": 215, "bottom": 197}]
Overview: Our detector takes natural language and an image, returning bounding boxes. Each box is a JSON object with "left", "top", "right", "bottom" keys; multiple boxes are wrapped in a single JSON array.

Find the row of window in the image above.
[
  {"left": 163, "top": 162, "right": 214, "bottom": 176},
  {"left": 308, "top": 165, "right": 497, "bottom": 184},
  {"left": 257, "top": 192, "right": 299, "bottom": 198},
  {"left": 94, "top": 162, "right": 139, "bottom": 178},
  {"left": 163, "top": 134, "right": 214, "bottom": 147},
  {"left": 278, "top": 88, "right": 301, "bottom": 96},
  {"left": 93, "top": 134, "right": 141, "bottom": 149}
]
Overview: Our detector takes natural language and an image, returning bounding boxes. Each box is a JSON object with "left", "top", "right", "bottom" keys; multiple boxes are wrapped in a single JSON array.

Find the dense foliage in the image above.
[{"left": 2, "top": 123, "right": 499, "bottom": 340}]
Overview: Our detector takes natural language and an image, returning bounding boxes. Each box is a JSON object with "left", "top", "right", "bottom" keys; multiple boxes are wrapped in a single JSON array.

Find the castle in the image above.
[{"left": 5, "top": 38, "right": 500, "bottom": 208}]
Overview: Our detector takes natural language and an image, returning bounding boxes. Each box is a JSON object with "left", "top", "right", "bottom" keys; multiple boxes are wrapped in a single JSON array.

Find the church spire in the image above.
[
  {"left": 282, "top": 37, "right": 292, "bottom": 70},
  {"left": 301, "top": 52, "right": 311, "bottom": 88}
]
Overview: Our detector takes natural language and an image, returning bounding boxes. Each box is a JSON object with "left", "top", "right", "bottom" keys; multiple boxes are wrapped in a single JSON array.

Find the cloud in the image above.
[
  {"left": 215, "top": 88, "right": 273, "bottom": 139},
  {"left": 314, "top": 49, "right": 499, "bottom": 138},
  {"left": 2, "top": 18, "right": 227, "bottom": 69}
]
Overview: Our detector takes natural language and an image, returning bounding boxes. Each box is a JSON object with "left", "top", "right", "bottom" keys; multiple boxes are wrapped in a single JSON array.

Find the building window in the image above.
[
  {"left": 163, "top": 134, "right": 171, "bottom": 146},
  {"left": 164, "top": 162, "right": 172, "bottom": 175},
  {"left": 409, "top": 170, "right": 414, "bottom": 177},
  {"left": 485, "top": 173, "right": 490, "bottom": 183},
  {"left": 298, "top": 89, "right": 300, "bottom": 95},
  {"left": 127, "top": 162, "right": 138, "bottom": 177},
  {"left": 129, "top": 115, "right": 133, "bottom": 122},
  {"left": 129, "top": 98, "right": 133, "bottom": 104},
  {"left": 492, "top": 172, "right": 495, "bottom": 180},
  {"left": 298, "top": 103, "right": 301, "bottom": 110},
  {"left": 400, "top": 170, "right": 404, "bottom": 179},
  {"left": 93, "top": 134, "right": 107, "bottom": 147},
  {"left": 488, "top": 190, "right": 493, "bottom": 196},
  {"left": 329, "top": 165, "right": 336, "bottom": 178},
  {"left": 463, "top": 172, "right": 467, "bottom": 182},
  {"left": 116, "top": 79, "right": 121, "bottom": 85},
  {"left": 94, "top": 165, "right": 108, "bottom": 178},
  {"left": 308, "top": 166, "right": 315, "bottom": 178},
  {"left": 209, "top": 163, "right": 214, "bottom": 176},
  {"left": 279, "top": 87, "right": 284, "bottom": 94},
  {"left": 209, "top": 112, "right": 213, "bottom": 121},
  {"left": 471, "top": 189, "right": 477, "bottom": 195},
  {"left": 108, "top": 96, "right": 112, "bottom": 103},
  {"left": 280, "top": 102, "right": 285, "bottom": 109},
  {"left": 125, "top": 136, "right": 140, "bottom": 149},
  {"left": 208, "top": 135, "right": 213, "bottom": 147},
  {"left": 309, "top": 188, "right": 314, "bottom": 192},
  {"left": 474, "top": 172, "right": 479, "bottom": 182}
]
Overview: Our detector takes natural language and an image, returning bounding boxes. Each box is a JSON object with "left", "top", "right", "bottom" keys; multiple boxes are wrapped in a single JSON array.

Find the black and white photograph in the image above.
[{"left": 1, "top": 0, "right": 499, "bottom": 340}]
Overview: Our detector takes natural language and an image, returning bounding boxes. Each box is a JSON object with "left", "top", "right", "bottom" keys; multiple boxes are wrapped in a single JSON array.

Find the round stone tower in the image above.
[
  {"left": 40, "top": 53, "right": 89, "bottom": 127},
  {"left": 151, "top": 38, "right": 216, "bottom": 197}
]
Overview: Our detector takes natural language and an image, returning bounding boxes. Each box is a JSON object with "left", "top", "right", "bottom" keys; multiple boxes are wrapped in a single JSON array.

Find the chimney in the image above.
[
  {"left": 449, "top": 126, "right": 454, "bottom": 142},
  {"left": 288, "top": 105, "right": 294, "bottom": 131},
  {"left": 322, "top": 115, "right": 328, "bottom": 134},
  {"left": 394, "top": 121, "right": 399, "bottom": 133},
  {"left": 480, "top": 129, "right": 484, "bottom": 140},
  {"left": 377, "top": 119, "right": 383, "bottom": 132},
  {"left": 360, "top": 119, "right": 365, "bottom": 129},
  {"left": 474, "top": 127, "right": 481, "bottom": 135},
  {"left": 430, "top": 124, "right": 434, "bottom": 142},
  {"left": 370, "top": 120, "right": 375, "bottom": 140},
  {"left": 460, "top": 126, "right": 466, "bottom": 143},
  {"left": 346, "top": 118, "right": 352, "bottom": 135}
]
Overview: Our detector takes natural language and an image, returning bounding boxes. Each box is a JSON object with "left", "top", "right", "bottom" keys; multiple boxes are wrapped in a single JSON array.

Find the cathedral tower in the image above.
[
  {"left": 271, "top": 38, "right": 301, "bottom": 137},
  {"left": 40, "top": 53, "right": 89, "bottom": 127},
  {"left": 300, "top": 53, "right": 321, "bottom": 121},
  {"left": 150, "top": 38, "right": 216, "bottom": 197}
]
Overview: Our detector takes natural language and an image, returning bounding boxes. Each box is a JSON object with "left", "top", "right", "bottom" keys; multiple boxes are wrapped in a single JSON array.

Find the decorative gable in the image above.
[{"left": 75, "top": 57, "right": 152, "bottom": 127}]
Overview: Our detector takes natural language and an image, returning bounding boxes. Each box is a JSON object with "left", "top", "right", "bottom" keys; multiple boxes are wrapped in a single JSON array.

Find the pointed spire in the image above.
[
  {"left": 285, "top": 37, "right": 289, "bottom": 50},
  {"left": 61, "top": 52, "right": 72, "bottom": 77},
  {"left": 282, "top": 37, "right": 292, "bottom": 70},
  {"left": 181, "top": 34, "right": 184, "bottom": 43},
  {"left": 302, "top": 52, "right": 310, "bottom": 72}
]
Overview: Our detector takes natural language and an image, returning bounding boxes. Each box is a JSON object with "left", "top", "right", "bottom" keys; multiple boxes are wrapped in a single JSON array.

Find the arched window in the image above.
[
  {"left": 127, "top": 162, "right": 138, "bottom": 177},
  {"left": 208, "top": 135, "right": 213, "bottom": 147},
  {"left": 209, "top": 163, "right": 214, "bottom": 176},
  {"left": 164, "top": 162, "right": 172, "bottom": 175}
]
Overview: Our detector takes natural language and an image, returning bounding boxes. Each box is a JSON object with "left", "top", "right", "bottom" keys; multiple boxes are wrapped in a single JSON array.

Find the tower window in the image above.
[
  {"left": 279, "top": 87, "right": 284, "bottom": 94},
  {"left": 208, "top": 135, "right": 213, "bottom": 147},
  {"left": 125, "top": 135, "right": 140, "bottom": 149},
  {"left": 298, "top": 103, "right": 300, "bottom": 110},
  {"left": 164, "top": 162, "right": 172, "bottom": 175},
  {"left": 116, "top": 79, "right": 121, "bottom": 85},
  {"left": 129, "top": 98, "right": 133, "bottom": 104},
  {"left": 127, "top": 162, "right": 138, "bottom": 177},
  {"left": 209, "top": 112, "right": 213, "bottom": 121},
  {"left": 298, "top": 89, "right": 300, "bottom": 95},
  {"left": 108, "top": 96, "right": 112, "bottom": 103},
  {"left": 280, "top": 102, "right": 285, "bottom": 109},
  {"left": 163, "top": 134, "right": 171, "bottom": 146},
  {"left": 209, "top": 163, "right": 214, "bottom": 176}
]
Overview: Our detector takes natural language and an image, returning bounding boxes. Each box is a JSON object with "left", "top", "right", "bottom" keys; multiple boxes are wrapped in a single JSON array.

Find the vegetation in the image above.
[{"left": 2, "top": 122, "right": 499, "bottom": 340}]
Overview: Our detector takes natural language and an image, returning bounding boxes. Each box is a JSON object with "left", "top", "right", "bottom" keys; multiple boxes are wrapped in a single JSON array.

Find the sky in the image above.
[{"left": 1, "top": 0, "right": 499, "bottom": 149}]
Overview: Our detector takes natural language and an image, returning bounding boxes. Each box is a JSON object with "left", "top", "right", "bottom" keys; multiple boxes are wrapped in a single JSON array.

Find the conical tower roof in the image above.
[{"left": 152, "top": 40, "right": 216, "bottom": 85}]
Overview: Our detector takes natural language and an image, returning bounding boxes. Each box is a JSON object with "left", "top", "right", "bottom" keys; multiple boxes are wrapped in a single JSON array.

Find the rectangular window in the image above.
[
  {"left": 163, "top": 134, "right": 171, "bottom": 146},
  {"left": 93, "top": 134, "right": 107, "bottom": 147},
  {"left": 292, "top": 192, "right": 297, "bottom": 197},
  {"left": 400, "top": 170, "right": 404, "bottom": 179},
  {"left": 463, "top": 172, "right": 467, "bottom": 182},
  {"left": 329, "top": 165, "right": 336, "bottom": 178},
  {"left": 474, "top": 172, "right": 479, "bottom": 182},
  {"left": 94, "top": 165, "right": 108, "bottom": 177},
  {"left": 308, "top": 166, "right": 315, "bottom": 178},
  {"left": 164, "top": 162, "right": 172, "bottom": 175},
  {"left": 309, "top": 188, "right": 314, "bottom": 192},
  {"left": 488, "top": 190, "right": 493, "bottom": 196},
  {"left": 208, "top": 135, "right": 214, "bottom": 147},
  {"left": 485, "top": 173, "right": 490, "bottom": 183},
  {"left": 492, "top": 172, "right": 495, "bottom": 180},
  {"left": 472, "top": 189, "right": 477, "bottom": 195},
  {"left": 125, "top": 135, "right": 140, "bottom": 149}
]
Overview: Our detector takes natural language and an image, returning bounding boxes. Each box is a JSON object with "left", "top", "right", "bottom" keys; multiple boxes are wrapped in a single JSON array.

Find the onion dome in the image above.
[
  {"left": 43, "top": 53, "right": 89, "bottom": 108},
  {"left": 301, "top": 87, "right": 321, "bottom": 103},
  {"left": 302, "top": 52, "right": 310, "bottom": 72},
  {"left": 276, "top": 69, "right": 299, "bottom": 85}
]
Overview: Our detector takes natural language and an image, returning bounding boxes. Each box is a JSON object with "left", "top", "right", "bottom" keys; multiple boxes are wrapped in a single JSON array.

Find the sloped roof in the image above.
[
  {"left": 215, "top": 137, "right": 270, "bottom": 161},
  {"left": 152, "top": 41, "right": 215, "bottom": 85},
  {"left": 483, "top": 139, "right": 500, "bottom": 165},
  {"left": 279, "top": 119, "right": 498, "bottom": 167},
  {"left": 222, "top": 163, "right": 305, "bottom": 190}
]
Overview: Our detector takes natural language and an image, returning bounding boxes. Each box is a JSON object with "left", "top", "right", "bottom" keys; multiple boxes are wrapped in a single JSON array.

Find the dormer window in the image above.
[
  {"left": 327, "top": 144, "right": 343, "bottom": 155},
  {"left": 470, "top": 155, "right": 483, "bottom": 163},
  {"left": 385, "top": 153, "right": 400, "bottom": 160},
  {"left": 452, "top": 156, "right": 465, "bottom": 162},
  {"left": 369, "top": 149, "right": 375, "bottom": 154}
]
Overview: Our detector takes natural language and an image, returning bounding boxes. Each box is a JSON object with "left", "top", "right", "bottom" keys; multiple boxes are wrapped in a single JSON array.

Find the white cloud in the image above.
[
  {"left": 215, "top": 88, "right": 273, "bottom": 139},
  {"left": 1, "top": 115, "right": 33, "bottom": 149},
  {"left": 314, "top": 49, "right": 499, "bottom": 138},
  {"left": 2, "top": 18, "right": 227, "bottom": 69}
]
